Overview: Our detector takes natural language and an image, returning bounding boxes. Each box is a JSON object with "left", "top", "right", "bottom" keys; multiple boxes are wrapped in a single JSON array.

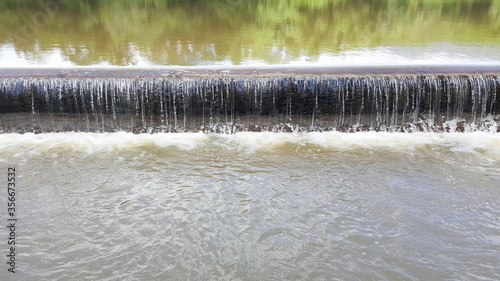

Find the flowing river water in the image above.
[
  {"left": 1, "top": 132, "right": 500, "bottom": 280},
  {"left": 1, "top": 0, "right": 500, "bottom": 280}
]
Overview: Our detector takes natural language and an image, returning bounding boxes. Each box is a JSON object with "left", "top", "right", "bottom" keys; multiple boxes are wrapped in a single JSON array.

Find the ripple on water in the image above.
[{"left": 2, "top": 132, "right": 500, "bottom": 280}]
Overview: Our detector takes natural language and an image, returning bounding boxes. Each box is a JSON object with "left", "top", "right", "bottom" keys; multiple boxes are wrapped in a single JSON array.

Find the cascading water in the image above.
[
  {"left": 1, "top": 72, "right": 499, "bottom": 133},
  {"left": 3, "top": 1, "right": 500, "bottom": 280}
]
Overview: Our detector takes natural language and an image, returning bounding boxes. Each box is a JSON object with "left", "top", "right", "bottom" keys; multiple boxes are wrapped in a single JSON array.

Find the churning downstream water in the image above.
[{"left": 1, "top": 132, "right": 500, "bottom": 280}]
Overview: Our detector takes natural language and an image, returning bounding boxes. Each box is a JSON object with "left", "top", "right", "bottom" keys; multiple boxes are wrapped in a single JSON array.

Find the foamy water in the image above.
[{"left": 1, "top": 132, "right": 500, "bottom": 157}]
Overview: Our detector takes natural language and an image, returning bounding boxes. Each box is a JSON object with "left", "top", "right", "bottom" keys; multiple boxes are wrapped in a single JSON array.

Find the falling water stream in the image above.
[{"left": 1, "top": 70, "right": 499, "bottom": 134}]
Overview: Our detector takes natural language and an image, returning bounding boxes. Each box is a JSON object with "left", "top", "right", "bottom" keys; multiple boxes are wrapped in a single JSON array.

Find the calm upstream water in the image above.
[
  {"left": 0, "top": 0, "right": 500, "bottom": 66},
  {"left": 1, "top": 0, "right": 500, "bottom": 280}
]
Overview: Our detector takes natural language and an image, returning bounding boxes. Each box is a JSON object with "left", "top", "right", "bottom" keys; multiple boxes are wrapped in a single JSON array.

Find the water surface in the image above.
[
  {"left": 1, "top": 132, "right": 499, "bottom": 280},
  {"left": 1, "top": 0, "right": 500, "bottom": 66},
  {"left": 1, "top": 1, "right": 500, "bottom": 280}
]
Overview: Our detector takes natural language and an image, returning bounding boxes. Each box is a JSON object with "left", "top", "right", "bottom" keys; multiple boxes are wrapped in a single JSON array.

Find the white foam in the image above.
[
  {"left": 0, "top": 132, "right": 208, "bottom": 155},
  {"left": 1, "top": 132, "right": 499, "bottom": 159}
]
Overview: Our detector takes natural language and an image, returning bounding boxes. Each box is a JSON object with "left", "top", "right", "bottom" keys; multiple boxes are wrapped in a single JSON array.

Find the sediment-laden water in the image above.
[
  {"left": 1, "top": 0, "right": 500, "bottom": 280},
  {"left": 1, "top": 68, "right": 499, "bottom": 280},
  {"left": 1, "top": 132, "right": 499, "bottom": 280}
]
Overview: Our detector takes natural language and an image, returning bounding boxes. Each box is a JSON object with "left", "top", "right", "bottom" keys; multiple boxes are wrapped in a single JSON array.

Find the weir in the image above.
[{"left": 1, "top": 67, "right": 499, "bottom": 133}]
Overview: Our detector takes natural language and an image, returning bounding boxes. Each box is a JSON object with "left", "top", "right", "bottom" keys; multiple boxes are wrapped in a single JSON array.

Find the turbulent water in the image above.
[
  {"left": 1, "top": 132, "right": 499, "bottom": 280},
  {"left": 1, "top": 0, "right": 500, "bottom": 280},
  {"left": 1, "top": 73, "right": 499, "bottom": 133},
  {"left": 1, "top": 70, "right": 500, "bottom": 280}
]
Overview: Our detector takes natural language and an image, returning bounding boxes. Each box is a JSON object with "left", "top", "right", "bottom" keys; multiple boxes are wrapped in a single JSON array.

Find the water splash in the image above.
[{"left": 1, "top": 74, "right": 499, "bottom": 133}]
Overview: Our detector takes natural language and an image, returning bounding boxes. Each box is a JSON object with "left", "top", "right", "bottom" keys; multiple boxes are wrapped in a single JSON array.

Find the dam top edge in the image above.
[{"left": 1, "top": 65, "right": 500, "bottom": 78}]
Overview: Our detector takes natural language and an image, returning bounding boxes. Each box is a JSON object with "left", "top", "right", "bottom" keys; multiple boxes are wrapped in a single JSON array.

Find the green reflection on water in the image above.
[{"left": 1, "top": 0, "right": 499, "bottom": 66}]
